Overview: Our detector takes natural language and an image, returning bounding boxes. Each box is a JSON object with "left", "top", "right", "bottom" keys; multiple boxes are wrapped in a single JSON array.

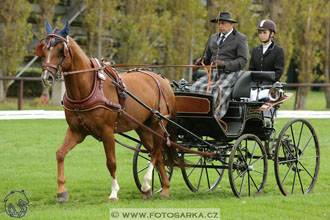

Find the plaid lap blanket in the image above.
[{"left": 191, "top": 69, "right": 242, "bottom": 119}]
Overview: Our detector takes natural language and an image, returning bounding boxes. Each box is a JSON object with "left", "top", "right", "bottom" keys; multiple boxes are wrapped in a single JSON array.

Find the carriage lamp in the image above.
[
  {"left": 268, "top": 82, "right": 284, "bottom": 102},
  {"left": 178, "top": 78, "right": 190, "bottom": 91}
]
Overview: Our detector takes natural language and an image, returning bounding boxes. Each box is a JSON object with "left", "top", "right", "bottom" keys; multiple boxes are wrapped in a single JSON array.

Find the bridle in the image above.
[{"left": 41, "top": 32, "right": 72, "bottom": 80}]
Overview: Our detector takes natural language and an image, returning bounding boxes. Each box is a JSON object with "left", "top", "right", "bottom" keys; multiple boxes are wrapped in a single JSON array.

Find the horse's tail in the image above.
[{"left": 163, "top": 102, "right": 184, "bottom": 168}]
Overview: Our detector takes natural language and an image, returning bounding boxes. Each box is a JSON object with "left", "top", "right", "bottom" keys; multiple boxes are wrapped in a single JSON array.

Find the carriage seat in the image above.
[
  {"left": 232, "top": 71, "right": 276, "bottom": 99},
  {"left": 232, "top": 71, "right": 251, "bottom": 99}
]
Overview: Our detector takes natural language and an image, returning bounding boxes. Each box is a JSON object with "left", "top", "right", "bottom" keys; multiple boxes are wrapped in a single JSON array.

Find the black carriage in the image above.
[{"left": 131, "top": 71, "right": 320, "bottom": 197}]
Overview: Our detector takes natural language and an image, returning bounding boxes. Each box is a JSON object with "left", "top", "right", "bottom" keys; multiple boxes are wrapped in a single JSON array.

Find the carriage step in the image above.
[{"left": 225, "top": 121, "right": 243, "bottom": 136}]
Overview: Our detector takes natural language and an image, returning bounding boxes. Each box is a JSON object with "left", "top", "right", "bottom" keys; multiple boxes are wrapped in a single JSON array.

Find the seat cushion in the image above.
[{"left": 232, "top": 71, "right": 251, "bottom": 98}]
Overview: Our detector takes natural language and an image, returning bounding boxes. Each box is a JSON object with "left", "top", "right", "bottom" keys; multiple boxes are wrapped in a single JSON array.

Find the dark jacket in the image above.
[
  {"left": 249, "top": 42, "right": 285, "bottom": 81},
  {"left": 203, "top": 28, "right": 249, "bottom": 73}
]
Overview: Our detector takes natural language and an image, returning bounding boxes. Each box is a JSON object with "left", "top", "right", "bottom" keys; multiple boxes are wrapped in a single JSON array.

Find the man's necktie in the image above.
[{"left": 219, "top": 35, "right": 225, "bottom": 45}]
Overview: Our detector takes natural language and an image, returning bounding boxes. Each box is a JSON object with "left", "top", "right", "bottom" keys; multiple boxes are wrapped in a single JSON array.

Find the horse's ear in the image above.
[
  {"left": 46, "top": 21, "right": 52, "bottom": 34},
  {"left": 35, "top": 44, "right": 44, "bottom": 57},
  {"left": 60, "top": 21, "right": 70, "bottom": 37}
]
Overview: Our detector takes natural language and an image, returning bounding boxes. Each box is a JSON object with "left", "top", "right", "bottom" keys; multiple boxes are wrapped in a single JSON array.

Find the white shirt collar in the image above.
[
  {"left": 221, "top": 28, "right": 233, "bottom": 39},
  {"left": 262, "top": 41, "right": 272, "bottom": 54},
  {"left": 218, "top": 28, "right": 233, "bottom": 45}
]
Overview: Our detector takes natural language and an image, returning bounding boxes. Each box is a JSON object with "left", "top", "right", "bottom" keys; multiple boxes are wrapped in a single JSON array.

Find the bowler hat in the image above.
[{"left": 210, "top": 12, "right": 238, "bottom": 23}]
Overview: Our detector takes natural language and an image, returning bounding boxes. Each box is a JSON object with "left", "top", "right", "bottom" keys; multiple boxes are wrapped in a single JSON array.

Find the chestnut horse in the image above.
[{"left": 36, "top": 22, "right": 177, "bottom": 202}]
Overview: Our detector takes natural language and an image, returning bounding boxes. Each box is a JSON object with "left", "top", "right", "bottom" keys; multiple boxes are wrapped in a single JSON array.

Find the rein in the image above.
[{"left": 62, "top": 64, "right": 216, "bottom": 76}]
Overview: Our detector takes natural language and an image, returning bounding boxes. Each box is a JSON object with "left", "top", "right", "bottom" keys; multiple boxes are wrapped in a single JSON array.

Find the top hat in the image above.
[{"left": 210, "top": 12, "right": 238, "bottom": 23}]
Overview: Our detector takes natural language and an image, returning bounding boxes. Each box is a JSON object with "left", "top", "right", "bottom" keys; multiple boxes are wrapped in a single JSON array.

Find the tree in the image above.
[
  {"left": 294, "top": 0, "right": 326, "bottom": 109},
  {"left": 36, "top": 0, "right": 60, "bottom": 38},
  {"left": 84, "top": 0, "right": 119, "bottom": 58},
  {"left": 260, "top": 0, "right": 299, "bottom": 81},
  {"left": 113, "top": 0, "right": 161, "bottom": 64},
  {"left": 159, "top": 0, "right": 208, "bottom": 80},
  {"left": 323, "top": 0, "right": 330, "bottom": 108},
  {"left": 0, "top": 0, "right": 32, "bottom": 101}
]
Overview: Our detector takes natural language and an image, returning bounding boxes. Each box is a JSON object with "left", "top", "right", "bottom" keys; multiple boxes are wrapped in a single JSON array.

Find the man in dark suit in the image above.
[{"left": 192, "top": 12, "right": 249, "bottom": 119}]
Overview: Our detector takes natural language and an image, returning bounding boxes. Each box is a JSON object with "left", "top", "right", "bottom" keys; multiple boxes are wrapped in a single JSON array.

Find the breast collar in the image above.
[{"left": 62, "top": 58, "right": 122, "bottom": 112}]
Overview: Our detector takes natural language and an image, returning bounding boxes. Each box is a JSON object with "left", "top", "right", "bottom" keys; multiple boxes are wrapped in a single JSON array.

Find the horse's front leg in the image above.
[
  {"left": 56, "top": 127, "right": 85, "bottom": 203},
  {"left": 102, "top": 129, "right": 119, "bottom": 201}
]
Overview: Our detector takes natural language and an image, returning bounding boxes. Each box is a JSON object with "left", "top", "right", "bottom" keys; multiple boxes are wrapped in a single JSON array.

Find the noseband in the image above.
[{"left": 42, "top": 32, "right": 72, "bottom": 79}]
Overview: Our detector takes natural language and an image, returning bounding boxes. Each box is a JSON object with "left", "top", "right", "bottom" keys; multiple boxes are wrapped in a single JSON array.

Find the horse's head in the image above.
[{"left": 36, "top": 21, "right": 72, "bottom": 87}]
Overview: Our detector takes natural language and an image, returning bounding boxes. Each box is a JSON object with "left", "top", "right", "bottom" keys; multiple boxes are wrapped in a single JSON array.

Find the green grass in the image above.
[
  {"left": 277, "top": 90, "right": 329, "bottom": 111},
  {"left": 0, "top": 98, "right": 63, "bottom": 110},
  {"left": 0, "top": 119, "right": 330, "bottom": 220}
]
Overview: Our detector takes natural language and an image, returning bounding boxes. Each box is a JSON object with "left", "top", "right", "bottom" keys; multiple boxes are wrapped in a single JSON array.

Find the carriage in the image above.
[
  {"left": 131, "top": 70, "right": 320, "bottom": 198},
  {"left": 37, "top": 23, "right": 320, "bottom": 201}
]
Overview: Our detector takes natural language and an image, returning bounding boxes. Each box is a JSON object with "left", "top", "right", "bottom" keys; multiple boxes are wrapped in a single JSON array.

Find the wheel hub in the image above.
[{"left": 247, "top": 165, "right": 255, "bottom": 171}]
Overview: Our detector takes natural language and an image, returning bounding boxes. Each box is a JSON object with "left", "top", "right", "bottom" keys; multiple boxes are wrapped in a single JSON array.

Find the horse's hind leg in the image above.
[
  {"left": 56, "top": 127, "right": 85, "bottom": 203},
  {"left": 136, "top": 128, "right": 154, "bottom": 199},
  {"left": 152, "top": 133, "right": 170, "bottom": 198},
  {"left": 136, "top": 127, "right": 170, "bottom": 199},
  {"left": 102, "top": 130, "right": 119, "bottom": 201}
]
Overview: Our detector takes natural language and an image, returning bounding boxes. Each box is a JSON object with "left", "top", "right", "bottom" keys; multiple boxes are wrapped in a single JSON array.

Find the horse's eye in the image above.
[{"left": 58, "top": 48, "right": 65, "bottom": 56}]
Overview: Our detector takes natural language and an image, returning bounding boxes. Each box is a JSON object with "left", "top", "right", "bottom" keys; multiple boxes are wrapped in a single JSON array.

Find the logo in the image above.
[{"left": 4, "top": 190, "right": 29, "bottom": 218}]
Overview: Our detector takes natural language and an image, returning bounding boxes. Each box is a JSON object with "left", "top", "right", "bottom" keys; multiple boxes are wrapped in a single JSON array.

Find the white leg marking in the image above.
[
  {"left": 109, "top": 177, "right": 120, "bottom": 200},
  {"left": 141, "top": 163, "right": 154, "bottom": 192}
]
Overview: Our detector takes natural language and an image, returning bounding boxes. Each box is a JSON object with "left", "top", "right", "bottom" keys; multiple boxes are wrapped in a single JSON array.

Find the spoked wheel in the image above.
[
  {"left": 181, "top": 150, "right": 225, "bottom": 192},
  {"left": 274, "top": 119, "right": 320, "bottom": 195},
  {"left": 229, "top": 134, "right": 268, "bottom": 198},
  {"left": 133, "top": 143, "right": 173, "bottom": 193}
]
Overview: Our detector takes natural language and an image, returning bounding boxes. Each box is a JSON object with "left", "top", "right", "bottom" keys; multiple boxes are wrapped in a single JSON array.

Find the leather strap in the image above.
[{"left": 133, "top": 69, "right": 171, "bottom": 116}]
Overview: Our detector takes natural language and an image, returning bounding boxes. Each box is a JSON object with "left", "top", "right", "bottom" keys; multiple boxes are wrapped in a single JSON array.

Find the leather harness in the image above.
[
  {"left": 62, "top": 58, "right": 172, "bottom": 142},
  {"left": 62, "top": 58, "right": 123, "bottom": 112},
  {"left": 39, "top": 33, "right": 216, "bottom": 156}
]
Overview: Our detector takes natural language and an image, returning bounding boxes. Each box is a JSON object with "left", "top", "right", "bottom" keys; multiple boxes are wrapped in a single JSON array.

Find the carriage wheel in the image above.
[
  {"left": 229, "top": 134, "right": 268, "bottom": 198},
  {"left": 133, "top": 144, "right": 173, "bottom": 193},
  {"left": 274, "top": 119, "right": 320, "bottom": 195},
  {"left": 181, "top": 151, "right": 225, "bottom": 192}
]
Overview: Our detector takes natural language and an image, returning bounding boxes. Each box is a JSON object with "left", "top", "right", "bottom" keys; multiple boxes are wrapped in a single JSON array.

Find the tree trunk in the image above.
[
  {"left": 296, "top": 87, "right": 308, "bottom": 109},
  {"left": 97, "top": 0, "right": 103, "bottom": 58},
  {"left": 324, "top": 3, "right": 330, "bottom": 108},
  {"left": 125, "top": 0, "right": 134, "bottom": 15},
  {"left": 0, "top": 80, "right": 5, "bottom": 102},
  {"left": 0, "top": 63, "right": 4, "bottom": 102}
]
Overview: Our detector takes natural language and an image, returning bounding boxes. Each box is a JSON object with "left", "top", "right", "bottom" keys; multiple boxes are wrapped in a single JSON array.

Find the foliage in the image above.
[
  {"left": 260, "top": 0, "right": 300, "bottom": 82},
  {"left": 159, "top": 0, "right": 208, "bottom": 80},
  {"left": 84, "top": 0, "right": 120, "bottom": 58},
  {"left": 0, "top": 0, "right": 33, "bottom": 99},
  {"left": 0, "top": 0, "right": 329, "bottom": 107},
  {"left": 6, "top": 70, "right": 43, "bottom": 97},
  {"left": 293, "top": 0, "right": 327, "bottom": 109},
  {"left": 35, "top": 0, "right": 61, "bottom": 39},
  {"left": 257, "top": 0, "right": 328, "bottom": 109}
]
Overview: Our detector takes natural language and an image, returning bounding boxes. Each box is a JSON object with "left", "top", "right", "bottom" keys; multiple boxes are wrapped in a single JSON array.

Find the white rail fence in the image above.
[{"left": 0, "top": 110, "right": 330, "bottom": 120}]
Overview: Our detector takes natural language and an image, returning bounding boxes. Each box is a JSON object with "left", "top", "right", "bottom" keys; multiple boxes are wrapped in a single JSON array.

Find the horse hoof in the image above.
[
  {"left": 160, "top": 193, "right": 170, "bottom": 199},
  {"left": 141, "top": 188, "right": 152, "bottom": 200},
  {"left": 57, "top": 190, "right": 69, "bottom": 203},
  {"left": 109, "top": 197, "right": 119, "bottom": 202}
]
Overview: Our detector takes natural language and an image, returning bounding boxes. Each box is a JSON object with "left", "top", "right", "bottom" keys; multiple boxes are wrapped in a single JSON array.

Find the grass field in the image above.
[{"left": 0, "top": 118, "right": 329, "bottom": 220}]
